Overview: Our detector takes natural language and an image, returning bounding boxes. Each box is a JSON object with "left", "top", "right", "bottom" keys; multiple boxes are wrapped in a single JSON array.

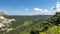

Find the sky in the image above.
[{"left": 0, "top": 0, "right": 60, "bottom": 15}]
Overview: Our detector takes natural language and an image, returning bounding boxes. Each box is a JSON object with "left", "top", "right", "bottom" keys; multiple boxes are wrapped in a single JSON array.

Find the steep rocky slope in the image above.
[{"left": 0, "top": 12, "right": 16, "bottom": 34}]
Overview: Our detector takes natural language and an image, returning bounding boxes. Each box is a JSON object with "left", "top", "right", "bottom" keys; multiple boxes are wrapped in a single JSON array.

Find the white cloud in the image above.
[
  {"left": 33, "top": 8, "right": 44, "bottom": 14},
  {"left": 55, "top": 2, "right": 60, "bottom": 12},
  {"left": 33, "top": 8, "right": 53, "bottom": 15},
  {"left": 33, "top": 2, "right": 60, "bottom": 15},
  {"left": 25, "top": 8, "right": 29, "bottom": 10},
  {"left": 49, "top": 2, "right": 60, "bottom": 15},
  {"left": 34, "top": 8, "right": 42, "bottom": 11}
]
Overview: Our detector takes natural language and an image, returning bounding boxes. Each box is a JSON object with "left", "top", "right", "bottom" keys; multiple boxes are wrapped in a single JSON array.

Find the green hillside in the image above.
[
  {"left": 5, "top": 15, "right": 51, "bottom": 34},
  {"left": 18, "top": 12, "right": 60, "bottom": 34}
]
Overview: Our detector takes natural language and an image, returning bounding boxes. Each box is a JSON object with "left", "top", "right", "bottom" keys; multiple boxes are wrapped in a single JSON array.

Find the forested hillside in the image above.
[{"left": 18, "top": 12, "right": 60, "bottom": 34}]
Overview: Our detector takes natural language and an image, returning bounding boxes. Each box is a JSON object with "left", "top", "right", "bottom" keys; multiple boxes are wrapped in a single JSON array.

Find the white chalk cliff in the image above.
[{"left": 0, "top": 12, "right": 16, "bottom": 33}]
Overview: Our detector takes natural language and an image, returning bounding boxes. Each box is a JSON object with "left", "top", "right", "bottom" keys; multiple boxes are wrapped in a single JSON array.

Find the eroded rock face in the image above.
[{"left": 0, "top": 12, "right": 16, "bottom": 33}]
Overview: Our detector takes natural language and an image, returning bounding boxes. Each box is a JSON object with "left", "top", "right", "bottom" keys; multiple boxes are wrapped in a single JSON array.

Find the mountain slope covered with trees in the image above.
[{"left": 19, "top": 12, "right": 60, "bottom": 34}]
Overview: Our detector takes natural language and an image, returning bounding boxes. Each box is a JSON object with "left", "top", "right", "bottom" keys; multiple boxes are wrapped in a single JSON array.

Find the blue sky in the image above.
[{"left": 0, "top": 0, "right": 60, "bottom": 15}]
